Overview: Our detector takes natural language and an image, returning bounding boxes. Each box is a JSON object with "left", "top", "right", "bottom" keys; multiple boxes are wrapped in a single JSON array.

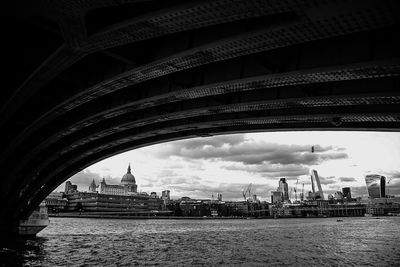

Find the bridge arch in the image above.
[{"left": 1, "top": 0, "right": 400, "bottom": 236}]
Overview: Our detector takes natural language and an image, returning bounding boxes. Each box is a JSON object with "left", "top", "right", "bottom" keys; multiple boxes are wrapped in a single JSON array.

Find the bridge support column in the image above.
[{"left": 0, "top": 219, "right": 20, "bottom": 244}]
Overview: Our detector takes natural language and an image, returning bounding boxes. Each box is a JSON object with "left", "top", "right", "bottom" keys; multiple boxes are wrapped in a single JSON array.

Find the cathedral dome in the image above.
[{"left": 121, "top": 164, "right": 136, "bottom": 185}]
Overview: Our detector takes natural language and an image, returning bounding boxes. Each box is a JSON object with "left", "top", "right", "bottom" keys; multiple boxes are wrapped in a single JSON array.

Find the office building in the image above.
[
  {"left": 161, "top": 190, "right": 171, "bottom": 205},
  {"left": 271, "top": 191, "right": 283, "bottom": 203},
  {"left": 342, "top": 187, "right": 351, "bottom": 199},
  {"left": 311, "top": 170, "right": 325, "bottom": 200},
  {"left": 365, "top": 174, "right": 386, "bottom": 198},
  {"left": 278, "top": 178, "right": 289, "bottom": 201}
]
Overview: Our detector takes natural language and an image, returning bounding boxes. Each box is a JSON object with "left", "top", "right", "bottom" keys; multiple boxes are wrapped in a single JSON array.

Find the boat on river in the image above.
[{"left": 18, "top": 202, "right": 49, "bottom": 236}]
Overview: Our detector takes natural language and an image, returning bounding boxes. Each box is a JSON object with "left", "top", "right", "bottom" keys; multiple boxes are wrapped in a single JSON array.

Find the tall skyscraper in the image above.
[
  {"left": 161, "top": 190, "right": 171, "bottom": 205},
  {"left": 311, "top": 170, "right": 324, "bottom": 200},
  {"left": 65, "top": 181, "right": 72, "bottom": 193},
  {"left": 278, "top": 178, "right": 289, "bottom": 201},
  {"left": 365, "top": 174, "right": 386, "bottom": 198}
]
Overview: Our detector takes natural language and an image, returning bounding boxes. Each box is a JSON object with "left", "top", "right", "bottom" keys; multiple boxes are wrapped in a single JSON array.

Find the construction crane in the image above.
[
  {"left": 294, "top": 178, "right": 299, "bottom": 201},
  {"left": 242, "top": 183, "right": 252, "bottom": 201},
  {"left": 387, "top": 177, "right": 393, "bottom": 196}
]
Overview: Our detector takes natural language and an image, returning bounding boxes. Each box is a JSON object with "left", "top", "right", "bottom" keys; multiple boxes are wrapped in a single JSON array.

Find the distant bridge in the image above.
[{"left": 1, "top": 0, "right": 400, "bottom": 236}]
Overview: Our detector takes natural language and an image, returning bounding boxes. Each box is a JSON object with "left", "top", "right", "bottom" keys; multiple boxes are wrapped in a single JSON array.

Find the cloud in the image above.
[
  {"left": 157, "top": 169, "right": 179, "bottom": 178},
  {"left": 68, "top": 169, "right": 100, "bottom": 183},
  {"left": 160, "top": 177, "right": 200, "bottom": 185},
  {"left": 156, "top": 135, "right": 246, "bottom": 157},
  {"left": 65, "top": 169, "right": 121, "bottom": 191},
  {"left": 141, "top": 182, "right": 154, "bottom": 187},
  {"left": 224, "top": 163, "right": 309, "bottom": 179},
  {"left": 387, "top": 179, "right": 400, "bottom": 196},
  {"left": 384, "top": 170, "right": 400, "bottom": 180},
  {"left": 317, "top": 176, "right": 337, "bottom": 185},
  {"left": 348, "top": 186, "right": 369, "bottom": 197},
  {"left": 339, "top": 177, "right": 357, "bottom": 182},
  {"left": 156, "top": 135, "right": 348, "bottom": 167}
]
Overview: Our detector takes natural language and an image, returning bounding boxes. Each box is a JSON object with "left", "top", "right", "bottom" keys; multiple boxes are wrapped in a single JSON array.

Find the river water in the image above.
[{"left": 1, "top": 217, "right": 400, "bottom": 266}]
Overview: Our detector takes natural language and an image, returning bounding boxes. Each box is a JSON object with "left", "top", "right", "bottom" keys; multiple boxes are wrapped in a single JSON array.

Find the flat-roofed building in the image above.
[
  {"left": 271, "top": 191, "right": 283, "bottom": 203},
  {"left": 342, "top": 187, "right": 351, "bottom": 199}
]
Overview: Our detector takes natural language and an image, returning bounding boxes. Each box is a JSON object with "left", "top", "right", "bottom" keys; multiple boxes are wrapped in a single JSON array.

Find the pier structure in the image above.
[{"left": 270, "top": 202, "right": 366, "bottom": 218}]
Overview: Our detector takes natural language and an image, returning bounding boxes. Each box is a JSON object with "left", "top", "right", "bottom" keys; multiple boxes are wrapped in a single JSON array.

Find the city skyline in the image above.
[{"left": 57, "top": 131, "right": 400, "bottom": 201}]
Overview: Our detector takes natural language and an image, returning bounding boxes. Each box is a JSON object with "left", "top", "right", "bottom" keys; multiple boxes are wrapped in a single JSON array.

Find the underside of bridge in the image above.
[{"left": 1, "top": 0, "right": 400, "bottom": 237}]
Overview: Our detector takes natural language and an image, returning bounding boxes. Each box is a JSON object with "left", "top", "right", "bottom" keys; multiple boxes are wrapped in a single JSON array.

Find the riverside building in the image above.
[
  {"left": 89, "top": 164, "right": 138, "bottom": 195},
  {"left": 57, "top": 164, "right": 165, "bottom": 214}
]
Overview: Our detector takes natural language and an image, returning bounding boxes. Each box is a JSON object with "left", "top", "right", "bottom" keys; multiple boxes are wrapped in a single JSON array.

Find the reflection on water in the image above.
[{"left": 1, "top": 217, "right": 400, "bottom": 266}]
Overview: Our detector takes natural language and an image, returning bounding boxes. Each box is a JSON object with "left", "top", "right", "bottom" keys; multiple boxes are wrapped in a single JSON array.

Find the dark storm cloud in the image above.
[
  {"left": 224, "top": 163, "right": 309, "bottom": 179},
  {"left": 157, "top": 135, "right": 348, "bottom": 167},
  {"left": 177, "top": 135, "right": 246, "bottom": 150},
  {"left": 157, "top": 135, "right": 246, "bottom": 157},
  {"left": 339, "top": 177, "right": 357, "bottom": 182}
]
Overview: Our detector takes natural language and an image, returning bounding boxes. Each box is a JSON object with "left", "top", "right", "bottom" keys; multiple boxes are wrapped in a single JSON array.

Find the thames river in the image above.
[{"left": 2, "top": 217, "right": 400, "bottom": 266}]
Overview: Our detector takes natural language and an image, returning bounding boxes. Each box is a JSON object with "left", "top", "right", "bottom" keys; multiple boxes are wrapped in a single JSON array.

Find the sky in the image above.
[{"left": 56, "top": 131, "right": 400, "bottom": 201}]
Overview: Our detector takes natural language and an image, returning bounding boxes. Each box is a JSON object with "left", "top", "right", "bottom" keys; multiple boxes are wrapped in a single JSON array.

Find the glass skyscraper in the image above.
[
  {"left": 365, "top": 174, "right": 386, "bottom": 198},
  {"left": 278, "top": 178, "right": 289, "bottom": 201}
]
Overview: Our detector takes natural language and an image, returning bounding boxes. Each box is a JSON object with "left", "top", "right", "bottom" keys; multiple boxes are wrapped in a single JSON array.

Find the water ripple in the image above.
[{"left": 1, "top": 217, "right": 400, "bottom": 266}]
